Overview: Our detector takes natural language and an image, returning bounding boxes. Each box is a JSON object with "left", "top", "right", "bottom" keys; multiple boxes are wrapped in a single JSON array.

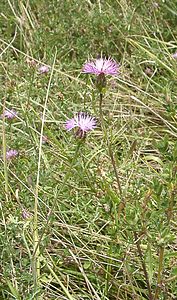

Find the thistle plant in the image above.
[
  {"left": 83, "top": 55, "right": 157, "bottom": 299},
  {"left": 83, "top": 57, "right": 123, "bottom": 201}
]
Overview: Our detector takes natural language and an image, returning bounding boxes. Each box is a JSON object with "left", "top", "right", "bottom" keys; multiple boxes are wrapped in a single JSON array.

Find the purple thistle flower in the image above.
[
  {"left": 6, "top": 149, "right": 18, "bottom": 160},
  {"left": 65, "top": 112, "right": 96, "bottom": 138},
  {"left": 1, "top": 109, "right": 17, "bottom": 119},
  {"left": 38, "top": 65, "right": 49, "bottom": 74},
  {"left": 42, "top": 135, "right": 48, "bottom": 144},
  {"left": 172, "top": 52, "right": 177, "bottom": 59},
  {"left": 22, "top": 209, "right": 32, "bottom": 219},
  {"left": 82, "top": 57, "right": 119, "bottom": 76}
]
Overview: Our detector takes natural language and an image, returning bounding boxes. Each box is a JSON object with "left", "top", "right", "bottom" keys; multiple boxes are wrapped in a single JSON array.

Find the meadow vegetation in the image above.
[{"left": 0, "top": 0, "right": 177, "bottom": 299}]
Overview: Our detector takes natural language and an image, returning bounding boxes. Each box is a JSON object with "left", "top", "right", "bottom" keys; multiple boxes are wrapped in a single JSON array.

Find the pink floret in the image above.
[{"left": 83, "top": 57, "right": 119, "bottom": 76}]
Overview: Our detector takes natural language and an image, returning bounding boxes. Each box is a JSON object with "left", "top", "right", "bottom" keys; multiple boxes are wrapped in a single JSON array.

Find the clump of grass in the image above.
[{"left": 0, "top": 1, "right": 177, "bottom": 299}]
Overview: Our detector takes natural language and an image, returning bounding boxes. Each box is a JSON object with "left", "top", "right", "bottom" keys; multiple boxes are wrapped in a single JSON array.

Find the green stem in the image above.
[
  {"left": 167, "top": 186, "right": 175, "bottom": 223},
  {"left": 2, "top": 98, "right": 9, "bottom": 201},
  {"left": 154, "top": 246, "right": 164, "bottom": 300},
  {"left": 26, "top": 67, "right": 35, "bottom": 111},
  {"left": 32, "top": 50, "right": 57, "bottom": 298},
  {"left": 33, "top": 141, "right": 82, "bottom": 259},
  {"left": 134, "top": 232, "right": 153, "bottom": 300},
  {"left": 99, "top": 92, "right": 122, "bottom": 198},
  {"left": 45, "top": 255, "right": 76, "bottom": 300}
]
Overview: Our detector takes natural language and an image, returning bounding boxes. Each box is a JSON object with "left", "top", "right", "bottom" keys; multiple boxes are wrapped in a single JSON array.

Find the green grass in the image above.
[{"left": 0, "top": 0, "right": 177, "bottom": 299}]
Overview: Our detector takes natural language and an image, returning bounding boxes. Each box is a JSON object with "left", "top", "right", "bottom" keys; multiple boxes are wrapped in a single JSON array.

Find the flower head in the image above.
[
  {"left": 82, "top": 57, "right": 119, "bottom": 76},
  {"left": 42, "top": 135, "right": 48, "bottom": 144},
  {"left": 6, "top": 149, "right": 18, "bottom": 160},
  {"left": 38, "top": 65, "right": 49, "bottom": 74},
  {"left": 172, "top": 52, "right": 177, "bottom": 59},
  {"left": 144, "top": 67, "right": 153, "bottom": 76},
  {"left": 65, "top": 112, "right": 96, "bottom": 138},
  {"left": 22, "top": 209, "right": 32, "bottom": 220},
  {"left": 1, "top": 109, "right": 17, "bottom": 119}
]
